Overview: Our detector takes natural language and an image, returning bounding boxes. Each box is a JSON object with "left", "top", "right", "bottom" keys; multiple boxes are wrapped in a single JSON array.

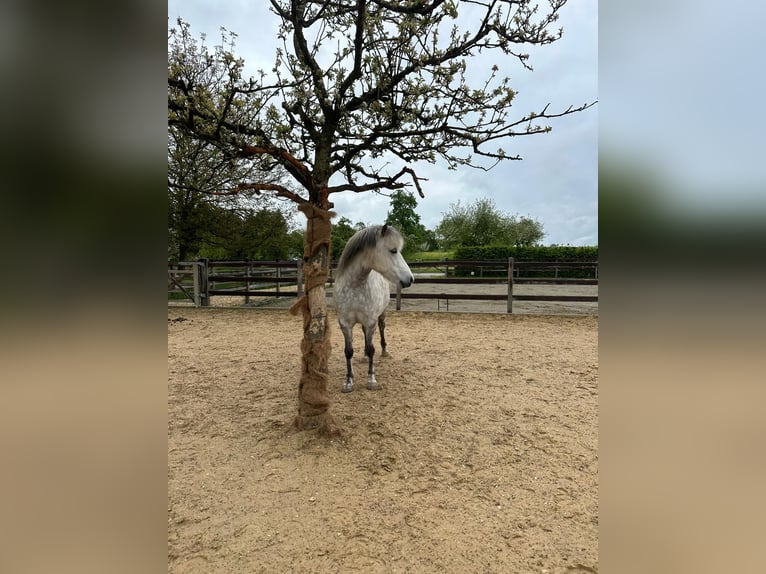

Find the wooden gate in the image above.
[{"left": 167, "top": 261, "right": 208, "bottom": 306}]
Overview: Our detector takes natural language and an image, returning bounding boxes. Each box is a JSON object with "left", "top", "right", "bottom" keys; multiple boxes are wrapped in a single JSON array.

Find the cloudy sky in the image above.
[
  {"left": 168, "top": 1, "right": 598, "bottom": 246},
  {"left": 600, "top": 1, "right": 766, "bottom": 216}
]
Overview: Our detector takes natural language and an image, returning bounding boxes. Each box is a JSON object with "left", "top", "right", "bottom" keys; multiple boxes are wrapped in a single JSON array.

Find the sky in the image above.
[
  {"left": 600, "top": 0, "right": 766, "bottom": 216},
  {"left": 168, "top": 0, "right": 598, "bottom": 246}
]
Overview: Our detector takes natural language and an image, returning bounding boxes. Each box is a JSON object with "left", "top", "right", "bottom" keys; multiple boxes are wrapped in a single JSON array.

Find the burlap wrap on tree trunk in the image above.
[
  {"left": 289, "top": 203, "right": 335, "bottom": 316},
  {"left": 289, "top": 202, "right": 340, "bottom": 435}
]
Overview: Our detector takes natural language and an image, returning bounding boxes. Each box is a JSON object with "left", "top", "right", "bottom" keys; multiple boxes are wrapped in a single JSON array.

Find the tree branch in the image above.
[
  {"left": 229, "top": 182, "right": 307, "bottom": 204},
  {"left": 371, "top": 0, "right": 448, "bottom": 15},
  {"left": 336, "top": 0, "right": 366, "bottom": 102},
  {"left": 328, "top": 165, "right": 425, "bottom": 197},
  {"left": 286, "top": 1, "right": 332, "bottom": 115}
]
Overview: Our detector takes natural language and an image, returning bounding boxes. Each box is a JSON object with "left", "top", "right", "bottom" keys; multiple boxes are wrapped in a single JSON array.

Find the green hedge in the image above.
[
  {"left": 454, "top": 245, "right": 598, "bottom": 260},
  {"left": 452, "top": 245, "right": 598, "bottom": 278}
]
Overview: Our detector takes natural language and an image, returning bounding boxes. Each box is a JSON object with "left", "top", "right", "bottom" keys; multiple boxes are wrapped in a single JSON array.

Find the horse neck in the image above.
[{"left": 338, "top": 252, "right": 373, "bottom": 286}]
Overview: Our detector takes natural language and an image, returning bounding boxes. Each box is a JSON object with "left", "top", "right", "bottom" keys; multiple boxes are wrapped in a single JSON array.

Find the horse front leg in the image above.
[
  {"left": 340, "top": 324, "right": 355, "bottom": 393},
  {"left": 362, "top": 323, "right": 380, "bottom": 390}
]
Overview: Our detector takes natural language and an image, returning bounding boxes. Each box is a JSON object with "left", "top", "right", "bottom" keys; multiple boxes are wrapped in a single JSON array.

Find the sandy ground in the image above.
[{"left": 168, "top": 307, "right": 598, "bottom": 573}]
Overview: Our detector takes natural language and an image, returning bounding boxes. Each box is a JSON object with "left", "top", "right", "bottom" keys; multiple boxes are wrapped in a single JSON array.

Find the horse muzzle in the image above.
[{"left": 400, "top": 275, "right": 414, "bottom": 288}]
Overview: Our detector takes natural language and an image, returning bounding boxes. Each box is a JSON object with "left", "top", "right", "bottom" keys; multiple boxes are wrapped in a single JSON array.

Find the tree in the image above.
[
  {"left": 167, "top": 22, "right": 301, "bottom": 261},
  {"left": 230, "top": 208, "right": 294, "bottom": 259},
  {"left": 168, "top": 142, "right": 298, "bottom": 260},
  {"left": 385, "top": 190, "right": 427, "bottom": 255},
  {"left": 330, "top": 217, "right": 358, "bottom": 260},
  {"left": 287, "top": 229, "right": 305, "bottom": 259},
  {"left": 421, "top": 228, "right": 440, "bottom": 251},
  {"left": 168, "top": 2, "right": 594, "bottom": 434},
  {"left": 168, "top": 128, "right": 240, "bottom": 261},
  {"left": 436, "top": 198, "right": 544, "bottom": 248},
  {"left": 510, "top": 214, "right": 546, "bottom": 247}
]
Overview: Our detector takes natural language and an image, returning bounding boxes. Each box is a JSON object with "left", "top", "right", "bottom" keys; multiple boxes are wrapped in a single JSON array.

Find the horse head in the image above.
[{"left": 372, "top": 224, "right": 414, "bottom": 288}]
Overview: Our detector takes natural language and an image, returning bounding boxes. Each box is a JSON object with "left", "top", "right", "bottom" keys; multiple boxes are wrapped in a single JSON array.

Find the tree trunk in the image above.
[{"left": 289, "top": 200, "right": 339, "bottom": 435}]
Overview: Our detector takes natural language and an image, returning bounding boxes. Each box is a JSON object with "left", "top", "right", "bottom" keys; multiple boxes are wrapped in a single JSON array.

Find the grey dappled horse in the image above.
[{"left": 334, "top": 224, "right": 414, "bottom": 392}]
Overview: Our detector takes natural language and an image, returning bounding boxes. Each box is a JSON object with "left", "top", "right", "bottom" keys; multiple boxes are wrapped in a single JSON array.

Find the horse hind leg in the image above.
[
  {"left": 363, "top": 323, "right": 380, "bottom": 390},
  {"left": 340, "top": 324, "right": 355, "bottom": 393},
  {"left": 378, "top": 312, "right": 389, "bottom": 357}
]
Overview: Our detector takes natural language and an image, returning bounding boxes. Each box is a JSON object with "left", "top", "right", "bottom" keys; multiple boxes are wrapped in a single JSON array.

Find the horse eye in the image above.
[{"left": 389, "top": 248, "right": 398, "bottom": 254}]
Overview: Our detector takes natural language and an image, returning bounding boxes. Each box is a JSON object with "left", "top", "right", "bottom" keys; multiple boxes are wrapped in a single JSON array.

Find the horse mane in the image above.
[{"left": 336, "top": 225, "right": 401, "bottom": 276}]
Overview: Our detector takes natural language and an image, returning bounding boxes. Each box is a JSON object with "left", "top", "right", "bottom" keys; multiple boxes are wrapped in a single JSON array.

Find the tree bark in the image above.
[{"left": 289, "top": 200, "right": 339, "bottom": 435}]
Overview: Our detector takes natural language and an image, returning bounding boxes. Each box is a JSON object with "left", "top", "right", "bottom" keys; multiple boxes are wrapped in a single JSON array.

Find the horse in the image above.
[{"left": 334, "top": 224, "right": 414, "bottom": 393}]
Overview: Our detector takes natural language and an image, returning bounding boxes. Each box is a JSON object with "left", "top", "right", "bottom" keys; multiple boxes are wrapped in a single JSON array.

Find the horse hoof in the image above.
[
  {"left": 367, "top": 378, "right": 380, "bottom": 391},
  {"left": 342, "top": 380, "right": 354, "bottom": 393},
  {"left": 381, "top": 350, "right": 390, "bottom": 357}
]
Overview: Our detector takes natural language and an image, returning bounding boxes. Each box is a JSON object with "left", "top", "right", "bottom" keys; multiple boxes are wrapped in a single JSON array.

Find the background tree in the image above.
[
  {"left": 287, "top": 229, "right": 306, "bottom": 259},
  {"left": 420, "top": 228, "right": 441, "bottom": 252},
  {"left": 509, "top": 214, "right": 546, "bottom": 247},
  {"left": 168, "top": 22, "right": 298, "bottom": 261},
  {"left": 168, "top": 1, "right": 594, "bottom": 434},
  {"left": 220, "top": 208, "right": 295, "bottom": 260},
  {"left": 330, "top": 217, "right": 359, "bottom": 260},
  {"left": 168, "top": 127, "right": 244, "bottom": 261},
  {"left": 385, "top": 190, "right": 428, "bottom": 255},
  {"left": 436, "top": 198, "right": 545, "bottom": 248}
]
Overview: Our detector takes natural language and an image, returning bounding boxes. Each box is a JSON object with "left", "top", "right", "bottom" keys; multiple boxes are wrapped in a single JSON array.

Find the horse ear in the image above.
[{"left": 381, "top": 224, "right": 388, "bottom": 236}]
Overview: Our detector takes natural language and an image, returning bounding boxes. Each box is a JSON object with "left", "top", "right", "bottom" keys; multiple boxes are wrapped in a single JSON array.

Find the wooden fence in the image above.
[
  {"left": 168, "top": 258, "right": 598, "bottom": 313},
  {"left": 167, "top": 261, "right": 208, "bottom": 307}
]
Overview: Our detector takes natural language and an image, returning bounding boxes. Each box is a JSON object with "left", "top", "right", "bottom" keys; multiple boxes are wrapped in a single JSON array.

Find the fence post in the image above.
[
  {"left": 396, "top": 283, "right": 402, "bottom": 311},
  {"left": 506, "top": 257, "right": 514, "bottom": 314},
  {"left": 245, "top": 261, "right": 251, "bottom": 305},
  {"left": 192, "top": 262, "right": 201, "bottom": 307},
  {"left": 296, "top": 260, "right": 304, "bottom": 299},
  {"left": 276, "top": 262, "right": 281, "bottom": 296},
  {"left": 198, "top": 258, "right": 210, "bottom": 307}
]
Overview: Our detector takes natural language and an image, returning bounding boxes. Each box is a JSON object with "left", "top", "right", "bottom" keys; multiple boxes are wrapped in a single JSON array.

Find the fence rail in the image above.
[{"left": 168, "top": 258, "right": 598, "bottom": 313}]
